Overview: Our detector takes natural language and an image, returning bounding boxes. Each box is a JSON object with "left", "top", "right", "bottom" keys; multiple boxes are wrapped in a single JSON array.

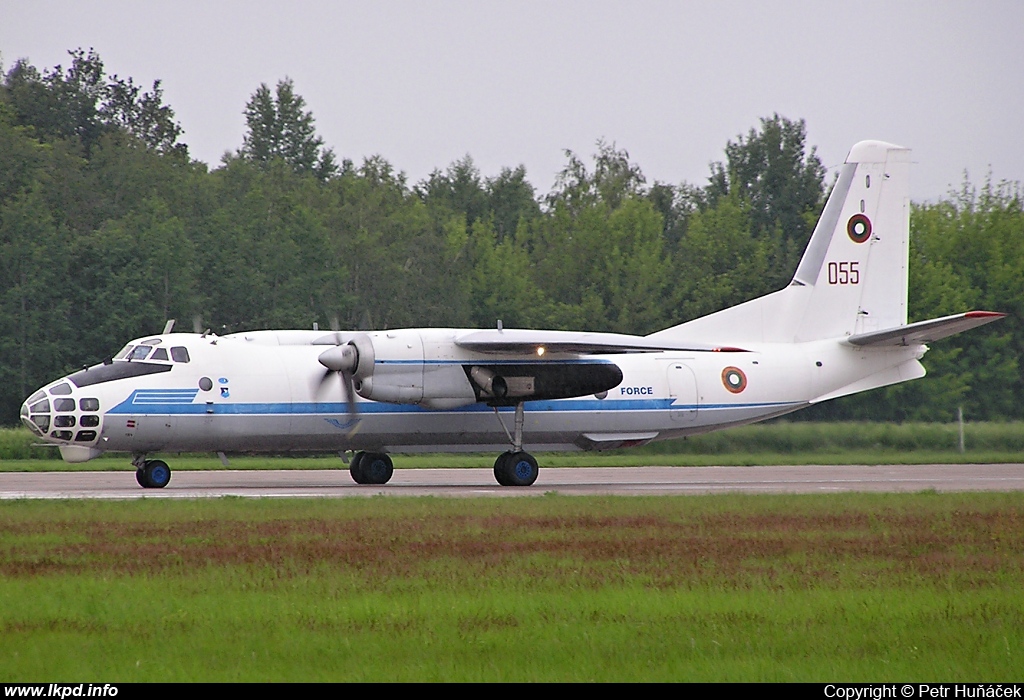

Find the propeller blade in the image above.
[
  {"left": 314, "top": 343, "right": 361, "bottom": 435},
  {"left": 341, "top": 369, "right": 359, "bottom": 422},
  {"left": 313, "top": 367, "right": 334, "bottom": 399}
]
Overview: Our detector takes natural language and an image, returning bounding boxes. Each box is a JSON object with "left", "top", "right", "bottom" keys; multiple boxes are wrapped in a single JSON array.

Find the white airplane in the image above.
[{"left": 20, "top": 140, "right": 1004, "bottom": 488}]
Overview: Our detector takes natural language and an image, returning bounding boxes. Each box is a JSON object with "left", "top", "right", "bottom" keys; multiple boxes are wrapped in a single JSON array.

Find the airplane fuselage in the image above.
[{"left": 23, "top": 328, "right": 925, "bottom": 463}]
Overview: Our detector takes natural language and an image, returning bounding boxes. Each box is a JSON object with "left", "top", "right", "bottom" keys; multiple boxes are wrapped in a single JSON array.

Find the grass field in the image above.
[{"left": 2, "top": 493, "right": 1022, "bottom": 681}]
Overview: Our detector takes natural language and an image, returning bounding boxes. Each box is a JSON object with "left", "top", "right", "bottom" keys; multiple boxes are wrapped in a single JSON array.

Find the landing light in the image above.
[{"left": 536, "top": 346, "right": 545, "bottom": 357}]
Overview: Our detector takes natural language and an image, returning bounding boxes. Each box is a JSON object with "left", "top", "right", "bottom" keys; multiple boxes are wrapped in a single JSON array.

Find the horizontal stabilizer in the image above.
[
  {"left": 455, "top": 329, "right": 747, "bottom": 354},
  {"left": 845, "top": 311, "right": 1005, "bottom": 347}
]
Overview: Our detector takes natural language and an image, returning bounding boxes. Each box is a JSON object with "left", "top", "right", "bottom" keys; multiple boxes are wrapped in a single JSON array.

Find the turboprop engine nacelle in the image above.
[
  {"left": 342, "top": 330, "right": 480, "bottom": 409},
  {"left": 318, "top": 328, "right": 624, "bottom": 410}
]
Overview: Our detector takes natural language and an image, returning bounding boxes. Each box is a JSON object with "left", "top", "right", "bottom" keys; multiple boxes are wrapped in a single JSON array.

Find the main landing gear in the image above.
[
  {"left": 491, "top": 402, "right": 539, "bottom": 487},
  {"left": 349, "top": 451, "right": 394, "bottom": 485},
  {"left": 345, "top": 401, "right": 539, "bottom": 488},
  {"left": 133, "top": 455, "right": 171, "bottom": 489},
  {"left": 493, "top": 451, "right": 539, "bottom": 486}
]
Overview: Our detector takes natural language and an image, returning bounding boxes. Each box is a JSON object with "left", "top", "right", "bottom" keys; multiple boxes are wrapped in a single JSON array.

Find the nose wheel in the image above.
[{"left": 134, "top": 458, "right": 171, "bottom": 488}]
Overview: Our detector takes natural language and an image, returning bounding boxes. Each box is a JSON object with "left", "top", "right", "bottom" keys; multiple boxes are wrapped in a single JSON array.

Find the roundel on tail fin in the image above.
[{"left": 847, "top": 214, "right": 872, "bottom": 243}]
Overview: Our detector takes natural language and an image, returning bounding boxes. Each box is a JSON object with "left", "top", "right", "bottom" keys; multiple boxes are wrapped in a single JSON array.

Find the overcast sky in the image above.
[{"left": 2, "top": 1, "right": 1022, "bottom": 201}]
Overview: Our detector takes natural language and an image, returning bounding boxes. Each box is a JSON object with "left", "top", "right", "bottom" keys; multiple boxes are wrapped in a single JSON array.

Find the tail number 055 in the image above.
[{"left": 827, "top": 261, "right": 860, "bottom": 285}]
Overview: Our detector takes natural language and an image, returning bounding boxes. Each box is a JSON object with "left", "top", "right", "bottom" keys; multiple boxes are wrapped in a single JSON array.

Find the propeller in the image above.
[{"left": 316, "top": 342, "right": 361, "bottom": 431}]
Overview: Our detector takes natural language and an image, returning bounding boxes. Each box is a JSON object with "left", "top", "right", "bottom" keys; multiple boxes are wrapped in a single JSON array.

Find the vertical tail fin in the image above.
[
  {"left": 650, "top": 140, "right": 911, "bottom": 344},
  {"left": 792, "top": 140, "right": 911, "bottom": 339}
]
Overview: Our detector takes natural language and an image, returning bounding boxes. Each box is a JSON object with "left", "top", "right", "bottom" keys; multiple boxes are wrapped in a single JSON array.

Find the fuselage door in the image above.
[{"left": 667, "top": 362, "right": 698, "bottom": 422}]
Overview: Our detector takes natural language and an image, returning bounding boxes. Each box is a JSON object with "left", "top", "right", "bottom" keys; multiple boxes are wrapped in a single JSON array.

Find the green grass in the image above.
[{"left": 2, "top": 494, "right": 1022, "bottom": 681}]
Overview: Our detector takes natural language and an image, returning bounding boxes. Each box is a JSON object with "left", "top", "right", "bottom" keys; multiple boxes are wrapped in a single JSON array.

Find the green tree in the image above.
[
  {"left": 418, "top": 155, "right": 488, "bottom": 229},
  {"left": 485, "top": 165, "right": 539, "bottom": 241},
  {"left": 239, "top": 78, "right": 337, "bottom": 181},
  {"left": 705, "top": 115, "right": 826, "bottom": 286},
  {"left": 3, "top": 48, "right": 185, "bottom": 156},
  {"left": 0, "top": 185, "right": 73, "bottom": 422},
  {"left": 527, "top": 143, "right": 670, "bottom": 332},
  {"left": 672, "top": 193, "right": 772, "bottom": 321},
  {"left": 463, "top": 218, "right": 545, "bottom": 328}
]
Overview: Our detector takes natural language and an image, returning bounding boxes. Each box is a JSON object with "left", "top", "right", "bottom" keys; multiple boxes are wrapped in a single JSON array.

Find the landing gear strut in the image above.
[
  {"left": 349, "top": 451, "right": 394, "bottom": 485},
  {"left": 133, "top": 454, "right": 171, "bottom": 489},
  {"left": 492, "top": 402, "right": 538, "bottom": 486}
]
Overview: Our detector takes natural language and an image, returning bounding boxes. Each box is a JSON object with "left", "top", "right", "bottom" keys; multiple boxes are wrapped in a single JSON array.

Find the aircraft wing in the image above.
[
  {"left": 454, "top": 329, "right": 747, "bottom": 354},
  {"left": 845, "top": 311, "right": 1006, "bottom": 347}
]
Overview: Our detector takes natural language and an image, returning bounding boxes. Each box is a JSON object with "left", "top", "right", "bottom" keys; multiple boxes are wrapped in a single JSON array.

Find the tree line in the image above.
[{"left": 1, "top": 50, "right": 1020, "bottom": 426}]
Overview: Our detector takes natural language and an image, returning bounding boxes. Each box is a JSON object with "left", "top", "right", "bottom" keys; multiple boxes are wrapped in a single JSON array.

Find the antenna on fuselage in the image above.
[{"left": 162, "top": 319, "right": 176, "bottom": 334}]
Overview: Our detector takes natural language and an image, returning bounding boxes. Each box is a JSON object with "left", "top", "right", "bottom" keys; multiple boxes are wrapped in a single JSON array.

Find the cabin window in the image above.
[{"left": 171, "top": 347, "right": 190, "bottom": 363}]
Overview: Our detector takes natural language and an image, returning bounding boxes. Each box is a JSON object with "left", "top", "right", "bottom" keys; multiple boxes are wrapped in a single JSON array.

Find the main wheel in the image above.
[
  {"left": 361, "top": 452, "right": 394, "bottom": 485},
  {"left": 494, "top": 451, "right": 538, "bottom": 487},
  {"left": 140, "top": 459, "right": 171, "bottom": 488},
  {"left": 135, "top": 468, "right": 147, "bottom": 488},
  {"left": 493, "top": 453, "right": 512, "bottom": 486},
  {"left": 349, "top": 451, "right": 367, "bottom": 484}
]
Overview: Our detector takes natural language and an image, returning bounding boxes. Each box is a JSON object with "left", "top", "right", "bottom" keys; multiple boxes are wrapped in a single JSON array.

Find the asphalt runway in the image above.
[{"left": 1, "top": 464, "right": 1022, "bottom": 499}]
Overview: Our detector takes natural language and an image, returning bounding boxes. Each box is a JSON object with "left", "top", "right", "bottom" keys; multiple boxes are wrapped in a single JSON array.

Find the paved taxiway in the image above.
[{"left": 1, "top": 464, "right": 1022, "bottom": 499}]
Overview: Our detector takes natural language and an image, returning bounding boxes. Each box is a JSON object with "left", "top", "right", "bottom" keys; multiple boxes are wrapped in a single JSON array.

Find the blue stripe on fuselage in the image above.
[{"left": 106, "top": 394, "right": 798, "bottom": 416}]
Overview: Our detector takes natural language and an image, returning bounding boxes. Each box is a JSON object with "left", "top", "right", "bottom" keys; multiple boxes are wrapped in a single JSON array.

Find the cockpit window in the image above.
[
  {"left": 68, "top": 361, "right": 172, "bottom": 387},
  {"left": 140, "top": 338, "right": 162, "bottom": 346},
  {"left": 171, "top": 347, "right": 190, "bottom": 363},
  {"left": 54, "top": 398, "right": 76, "bottom": 412},
  {"left": 113, "top": 345, "right": 134, "bottom": 360},
  {"left": 126, "top": 346, "right": 152, "bottom": 361},
  {"left": 28, "top": 390, "right": 46, "bottom": 404},
  {"left": 151, "top": 347, "right": 169, "bottom": 361},
  {"left": 49, "top": 383, "right": 72, "bottom": 396}
]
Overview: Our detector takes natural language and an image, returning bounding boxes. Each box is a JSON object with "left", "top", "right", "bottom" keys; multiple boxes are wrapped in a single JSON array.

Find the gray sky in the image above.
[{"left": 2, "top": 0, "right": 1022, "bottom": 200}]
